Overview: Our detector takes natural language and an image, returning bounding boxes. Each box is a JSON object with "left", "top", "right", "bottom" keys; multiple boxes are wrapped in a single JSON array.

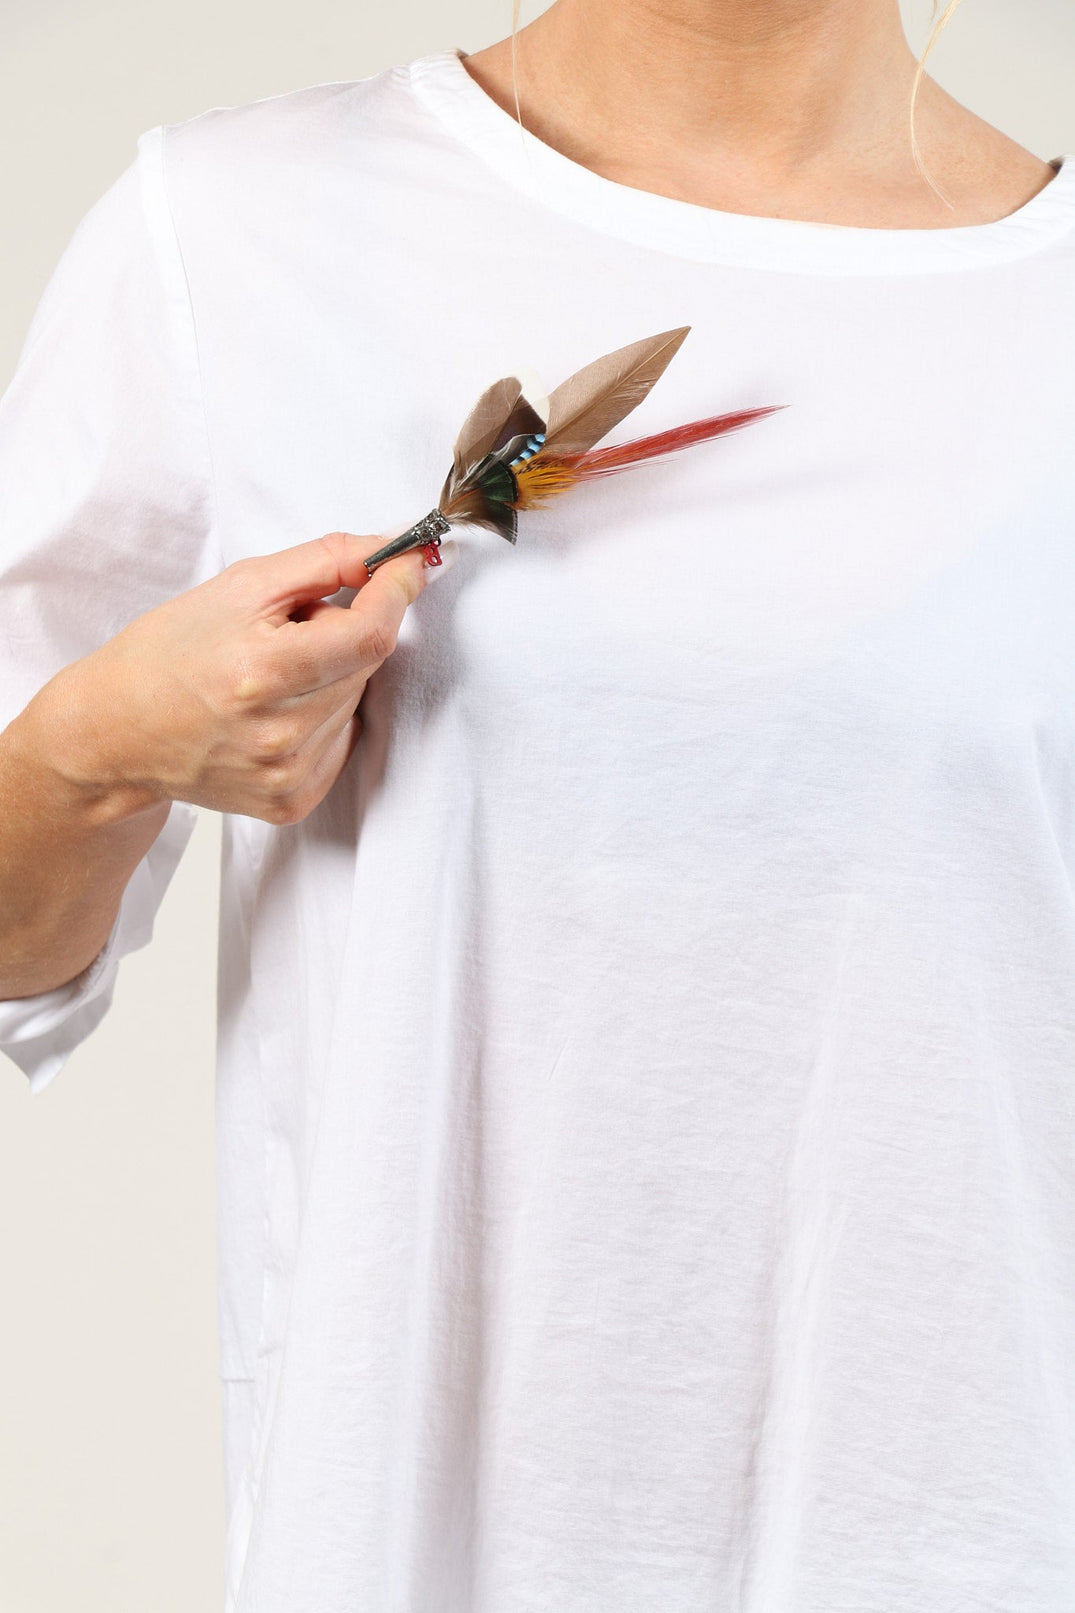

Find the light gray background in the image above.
[{"left": 1, "top": 3, "right": 1072, "bottom": 1607}]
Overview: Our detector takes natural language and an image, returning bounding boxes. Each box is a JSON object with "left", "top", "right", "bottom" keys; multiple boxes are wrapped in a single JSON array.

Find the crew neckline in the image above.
[{"left": 405, "top": 46, "right": 1075, "bottom": 276}]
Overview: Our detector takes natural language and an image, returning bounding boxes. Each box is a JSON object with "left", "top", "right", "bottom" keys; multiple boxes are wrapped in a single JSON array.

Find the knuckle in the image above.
[
  {"left": 250, "top": 717, "right": 301, "bottom": 762},
  {"left": 228, "top": 653, "right": 285, "bottom": 710},
  {"left": 261, "top": 753, "right": 304, "bottom": 794},
  {"left": 226, "top": 657, "right": 268, "bottom": 708},
  {"left": 362, "top": 618, "right": 397, "bottom": 665},
  {"left": 262, "top": 785, "right": 314, "bottom": 827},
  {"left": 316, "top": 531, "right": 349, "bottom": 563},
  {"left": 259, "top": 798, "right": 294, "bottom": 827},
  {"left": 222, "top": 555, "right": 260, "bottom": 593}
]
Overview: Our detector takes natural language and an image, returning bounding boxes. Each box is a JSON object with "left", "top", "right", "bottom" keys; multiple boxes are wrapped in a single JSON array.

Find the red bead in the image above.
[{"left": 422, "top": 542, "right": 443, "bottom": 567}]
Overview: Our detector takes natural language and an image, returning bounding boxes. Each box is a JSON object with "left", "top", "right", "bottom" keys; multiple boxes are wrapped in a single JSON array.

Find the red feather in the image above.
[{"left": 562, "top": 405, "right": 786, "bottom": 478}]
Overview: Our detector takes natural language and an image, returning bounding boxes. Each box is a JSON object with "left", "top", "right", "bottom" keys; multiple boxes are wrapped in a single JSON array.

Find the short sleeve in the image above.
[{"left": 0, "top": 124, "right": 220, "bottom": 1096}]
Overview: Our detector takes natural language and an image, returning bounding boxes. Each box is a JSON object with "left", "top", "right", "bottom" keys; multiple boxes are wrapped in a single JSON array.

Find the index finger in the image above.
[
  {"left": 271, "top": 545, "right": 431, "bottom": 693},
  {"left": 233, "top": 530, "right": 395, "bottom": 624}
]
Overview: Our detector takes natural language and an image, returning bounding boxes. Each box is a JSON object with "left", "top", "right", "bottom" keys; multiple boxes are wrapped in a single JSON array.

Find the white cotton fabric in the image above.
[{"left": 3, "top": 45, "right": 1075, "bottom": 1612}]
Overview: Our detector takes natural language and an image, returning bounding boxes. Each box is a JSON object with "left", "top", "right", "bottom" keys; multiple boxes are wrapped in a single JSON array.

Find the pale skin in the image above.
[
  {"left": 0, "top": 538, "right": 430, "bottom": 996},
  {"left": 0, "top": 0, "right": 1059, "bottom": 1000},
  {"left": 463, "top": 0, "right": 1056, "bottom": 225}
]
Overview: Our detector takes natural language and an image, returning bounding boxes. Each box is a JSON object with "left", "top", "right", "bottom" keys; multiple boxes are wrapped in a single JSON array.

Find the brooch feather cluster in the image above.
[{"left": 361, "top": 326, "right": 785, "bottom": 574}]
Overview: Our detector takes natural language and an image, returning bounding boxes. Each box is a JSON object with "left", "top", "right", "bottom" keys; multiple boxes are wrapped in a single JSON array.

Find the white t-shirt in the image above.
[{"left": 3, "top": 45, "right": 1075, "bottom": 1613}]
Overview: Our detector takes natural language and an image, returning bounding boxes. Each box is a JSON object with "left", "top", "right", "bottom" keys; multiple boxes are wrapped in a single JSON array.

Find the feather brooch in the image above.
[{"left": 361, "top": 325, "right": 785, "bottom": 575}]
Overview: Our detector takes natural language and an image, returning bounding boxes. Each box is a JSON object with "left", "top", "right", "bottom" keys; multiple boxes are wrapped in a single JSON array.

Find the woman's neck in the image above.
[{"left": 461, "top": 0, "right": 1057, "bottom": 228}]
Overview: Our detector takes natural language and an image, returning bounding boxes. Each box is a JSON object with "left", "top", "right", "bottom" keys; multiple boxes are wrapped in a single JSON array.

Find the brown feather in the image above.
[
  {"left": 541, "top": 326, "right": 691, "bottom": 457},
  {"left": 441, "top": 395, "right": 546, "bottom": 508},
  {"left": 450, "top": 376, "right": 524, "bottom": 486}
]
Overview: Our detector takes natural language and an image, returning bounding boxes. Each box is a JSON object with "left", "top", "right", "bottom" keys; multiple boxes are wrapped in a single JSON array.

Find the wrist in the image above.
[{"left": 8, "top": 665, "right": 169, "bottom": 827}]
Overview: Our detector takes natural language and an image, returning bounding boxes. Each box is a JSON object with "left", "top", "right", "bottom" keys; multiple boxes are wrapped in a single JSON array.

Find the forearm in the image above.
[{"left": 0, "top": 673, "right": 171, "bottom": 1000}]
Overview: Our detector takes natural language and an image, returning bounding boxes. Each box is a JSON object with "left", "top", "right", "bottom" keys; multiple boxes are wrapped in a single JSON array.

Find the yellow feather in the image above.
[{"left": 511, "top": 456, "right": 582, "bottom": 509}]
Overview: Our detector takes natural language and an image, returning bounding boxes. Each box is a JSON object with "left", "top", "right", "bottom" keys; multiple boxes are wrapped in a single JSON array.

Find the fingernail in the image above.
[{"left": 423, "top": 537, "right": 458, "bottom": 579}]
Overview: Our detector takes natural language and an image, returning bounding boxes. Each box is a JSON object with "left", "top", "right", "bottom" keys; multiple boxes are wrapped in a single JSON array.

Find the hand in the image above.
[{"left": 25, "top": 532, "right": 432, "bottom": 826}]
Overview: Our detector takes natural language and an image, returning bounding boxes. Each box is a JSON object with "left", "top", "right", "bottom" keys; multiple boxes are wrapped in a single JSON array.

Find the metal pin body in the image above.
[{"left": 362, "top": 509, "right": 451, "bottom": 576}]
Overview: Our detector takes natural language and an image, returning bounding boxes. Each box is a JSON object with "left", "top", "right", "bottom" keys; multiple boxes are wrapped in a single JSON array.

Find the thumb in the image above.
[
  {"left": 348, "top": 544, "right": 430, "bottom": 629},
  {"left": 290, "top": 545, "right": 430, "bottom": 685}
]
